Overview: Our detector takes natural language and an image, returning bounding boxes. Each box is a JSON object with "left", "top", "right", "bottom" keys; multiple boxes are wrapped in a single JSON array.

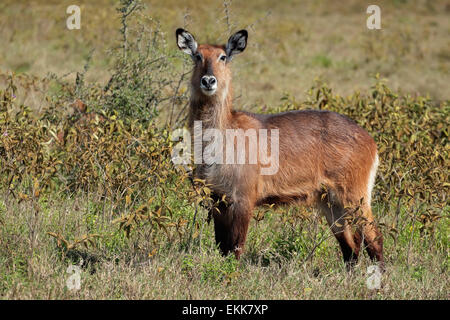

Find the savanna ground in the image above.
[{"left": 0, "top": 0, "right": 448, "bottom": 299}]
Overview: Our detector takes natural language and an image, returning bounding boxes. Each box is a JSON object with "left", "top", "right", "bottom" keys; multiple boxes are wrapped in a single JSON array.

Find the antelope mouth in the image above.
[{"left": 200, "top": 87, "right": 217, "bottom": 96}]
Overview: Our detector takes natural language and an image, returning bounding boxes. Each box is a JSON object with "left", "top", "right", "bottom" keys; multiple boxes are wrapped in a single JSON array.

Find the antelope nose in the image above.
[{"left": 201, "top": 76, "right": 217, "bottom": 90}]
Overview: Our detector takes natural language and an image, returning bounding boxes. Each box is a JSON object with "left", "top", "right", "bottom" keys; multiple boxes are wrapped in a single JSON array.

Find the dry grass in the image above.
[{"left": 0, "top": 193, "right": 447, "bottom": 299}]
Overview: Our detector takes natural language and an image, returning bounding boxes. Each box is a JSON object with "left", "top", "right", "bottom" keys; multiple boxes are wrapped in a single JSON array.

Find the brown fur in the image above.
[{"left": 185, "top": 40, "right": 384, "bottom": 269}]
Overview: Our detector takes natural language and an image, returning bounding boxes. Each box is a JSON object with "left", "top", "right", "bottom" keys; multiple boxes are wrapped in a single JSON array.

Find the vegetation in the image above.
[{"left": 0, "top": 0, "right": 448, "bottom": 299}]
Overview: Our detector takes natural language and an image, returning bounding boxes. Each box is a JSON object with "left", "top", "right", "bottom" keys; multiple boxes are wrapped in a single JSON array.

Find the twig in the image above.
[
  {"left": 174, "top": 101, "right": 190, "bottom": 127},
  {"left": 168, "top": 68, "right": 190, "bottom": 127},
  {"left": 406, "top": 198, "right": 419, "bottom": 265},
  {"left": 186, "top": 203, "right": 199, "bottom": 253},
  {"left": 120, "top": 0, "right": 141, "bottom": 60},
  {"left": 246, "top": 10, "right": 272, "bottom": 32},
  {"left": 183, "top": 8, "right": 191, "bottom": 29},
  {"left": 223, "top": 0, "right": 233, "bottom": 35}
]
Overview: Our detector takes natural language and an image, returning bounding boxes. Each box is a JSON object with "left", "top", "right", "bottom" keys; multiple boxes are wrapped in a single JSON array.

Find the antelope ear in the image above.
[
  {"left": 176, "top": 28, "right": 198, "bottom": 56},
  {"left": 226, "top": 29, "right": 248, "bottom": 60}
]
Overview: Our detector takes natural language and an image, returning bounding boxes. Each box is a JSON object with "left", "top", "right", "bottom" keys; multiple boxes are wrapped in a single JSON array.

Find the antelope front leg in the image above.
[
  {"left": 230, "top": 203, "right": 253, "bottom": 259},
  {"left": 213, "top": 202, "right": 253, "bottom": 259}
]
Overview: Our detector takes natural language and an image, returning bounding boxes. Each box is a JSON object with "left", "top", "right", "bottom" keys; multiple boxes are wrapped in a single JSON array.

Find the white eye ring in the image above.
[{"left": 219, "top": 54, "right": 227, "bottom": 62}]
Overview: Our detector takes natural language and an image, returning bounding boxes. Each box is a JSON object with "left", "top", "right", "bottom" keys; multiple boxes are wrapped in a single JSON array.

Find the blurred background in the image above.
[{"left": 0, "top": 0, "right": 449, "bottom": 109}]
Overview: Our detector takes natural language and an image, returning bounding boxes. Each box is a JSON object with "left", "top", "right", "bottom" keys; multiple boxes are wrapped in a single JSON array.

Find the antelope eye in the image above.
[
  {"left": 219, "top": 54, "right": 227, "bottom": 62},
  {"left": 195, "top": 53, "right": 203, "bottom": 62}
]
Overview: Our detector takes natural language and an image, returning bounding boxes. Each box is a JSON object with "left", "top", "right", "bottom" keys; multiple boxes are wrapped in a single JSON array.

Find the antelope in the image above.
[{"left": 176, "top": 28, "right": 384, "bottom": 269}]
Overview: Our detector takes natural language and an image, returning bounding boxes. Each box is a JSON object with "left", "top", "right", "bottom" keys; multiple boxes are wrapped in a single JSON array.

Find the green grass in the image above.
[
  {"left": 311, "top": 54, "right": 333, "bottom": 68},
  {"left": 0, "top": 191, "right": 448, "bottom": 299}
]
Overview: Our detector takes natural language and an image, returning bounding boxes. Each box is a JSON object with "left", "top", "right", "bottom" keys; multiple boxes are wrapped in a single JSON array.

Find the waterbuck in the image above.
[{"left": 176, "top": 28, "right": 384, "bottom": 269}]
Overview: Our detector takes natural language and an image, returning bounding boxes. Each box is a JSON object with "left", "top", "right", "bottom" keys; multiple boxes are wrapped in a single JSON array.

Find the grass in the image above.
[
  {"left": 0, "top": 192, "right": 447, "bottom": 299},
  {"left": 0, "top": 0, "right": 449, "bottom": 107}
]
